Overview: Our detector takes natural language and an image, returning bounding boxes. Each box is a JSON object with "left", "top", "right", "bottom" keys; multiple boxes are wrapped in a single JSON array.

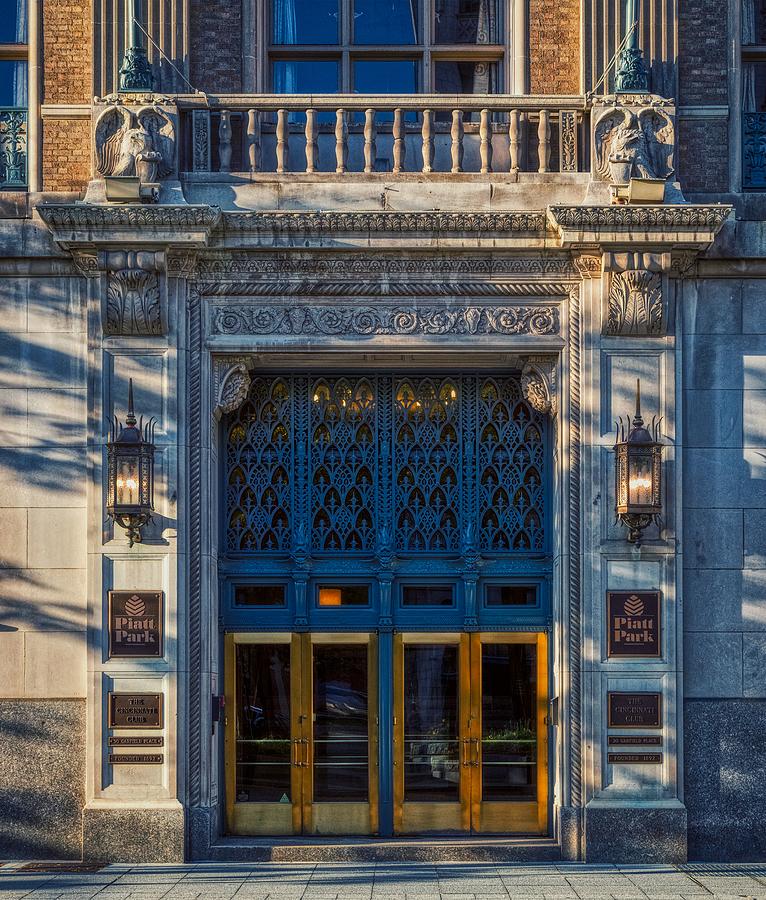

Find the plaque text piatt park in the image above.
[
  {"left": 108, "top": 591, "right": 164, "bottom": 658},
  {"left": 108, "top": 693, "right": 164, "bottom": 729},
  {"left": 608, "top": 692, "right": 662, "bottom": 728},
  {"left": 607, "top": 591, "right": 661, "bottom": 658}
]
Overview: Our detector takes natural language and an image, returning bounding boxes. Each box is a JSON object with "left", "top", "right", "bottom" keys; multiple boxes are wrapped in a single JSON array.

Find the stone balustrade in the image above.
[{"left": 179, "top": 95, "right": 588, "bottom": 177}]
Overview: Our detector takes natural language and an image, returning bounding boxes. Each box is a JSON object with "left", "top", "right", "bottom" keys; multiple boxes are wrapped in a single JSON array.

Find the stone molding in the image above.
[
  {"left": 211, "top": 303, "right": 561, "bottom": 337},
  {"left": 549, "top": 204, "right": 730, "bottom": 230},
  {"left": 521, "top": 355, "right": 558, "bottom": 416},
  {"left": 201, "top": 281, "right": 573, "bottom": 298}
]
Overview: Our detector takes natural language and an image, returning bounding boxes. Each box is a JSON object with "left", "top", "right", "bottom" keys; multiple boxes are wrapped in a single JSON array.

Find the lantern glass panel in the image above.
[
  {"left": 116, "top": 457, "right": 140, "bottom": 507},
  {"left": 628, "top": 451, "right": 653, "bottom": 507}
]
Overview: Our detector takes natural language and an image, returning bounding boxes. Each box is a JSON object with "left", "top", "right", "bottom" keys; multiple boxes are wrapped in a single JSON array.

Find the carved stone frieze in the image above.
[
  {"left": 104, "top": 250, "right": 165, "bottom": 336},
  {"left": 603, "top": 251, "right": 670, "bottom": 337},
  {"left": 521, "top": 355, "right": 558, "bottom": 416},
  {"left": 212, "top": 303, "right": 560, "bottom": 337},
  {"left": 200, "top": 281, "right": 572, "bottom": 299},
  {"left": 549, "top": 205, "right": 731, "bottom": 229},
  {"left": 222, "top": 211, "right": 547, "bottom": 235},
  {"left": 38, "top": 204, "right": 222, "bottom": 230}
]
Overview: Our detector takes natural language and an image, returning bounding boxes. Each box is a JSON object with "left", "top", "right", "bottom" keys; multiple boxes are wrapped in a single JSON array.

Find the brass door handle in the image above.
[
  {"left": 472, "top": 738, "right": 481, "bottom": 767},
  {"left": 461, "top": 738, "right": 471, "bottom": 767},
  {"left": 301, "top": 738, "right": 309, "bottom": 768},
  {"left": 292, "top": 739, "right": 301, "bottom": 767}
]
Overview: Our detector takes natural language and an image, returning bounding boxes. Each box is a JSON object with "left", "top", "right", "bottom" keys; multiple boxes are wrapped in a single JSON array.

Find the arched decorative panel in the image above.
[{"left": 224, "top": 373, "right": 549, "bottom": 557}]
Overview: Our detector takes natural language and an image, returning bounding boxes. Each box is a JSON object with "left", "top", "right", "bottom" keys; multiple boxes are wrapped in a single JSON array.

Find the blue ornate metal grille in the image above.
[{"left": 225, "top": 374, "right": 548, "bottom": 556}]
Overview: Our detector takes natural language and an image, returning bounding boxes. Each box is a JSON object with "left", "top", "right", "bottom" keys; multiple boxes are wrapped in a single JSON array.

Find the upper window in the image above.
[
  {"left": 268, "top": 0, "right": 504, "bottom": 93},
  {"left": 0, "top": 0, "right": 27, "bottom": 189}
]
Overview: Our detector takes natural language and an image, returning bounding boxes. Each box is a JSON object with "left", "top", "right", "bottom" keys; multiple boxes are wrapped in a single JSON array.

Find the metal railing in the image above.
[
  {"left": 178, "top": 94, "right": 589, "bottom": 177},
  {"left": 0, "top": 108, "right": 27, "bottom": 188}
]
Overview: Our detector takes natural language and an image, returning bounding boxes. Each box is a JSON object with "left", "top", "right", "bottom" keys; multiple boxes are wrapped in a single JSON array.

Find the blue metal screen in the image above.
[{"left": 225, "top": 374, "right": 548, "bottom": 556}]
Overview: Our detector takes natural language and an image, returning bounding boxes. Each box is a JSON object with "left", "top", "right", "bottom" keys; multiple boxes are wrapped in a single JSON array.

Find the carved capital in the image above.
[
  {"left": 603, "top": 251, "right": 670, "bottom": 337},
  {"left": 104, "top": 250, "right": 166, "bottom": 336},
  {"left": 521, "top": 355, "right": 558, "bottom": 416}
]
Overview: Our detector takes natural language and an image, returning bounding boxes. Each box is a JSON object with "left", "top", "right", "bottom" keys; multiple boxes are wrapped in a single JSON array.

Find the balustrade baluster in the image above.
[
  {"left": 393, "top": 109, "right": 406, "bottom": 174},
  {"left": 335, "top": 109, "right": 348, "bottom": 174},
  {"left": 247, "top": 109, "right": 261, "bottom": 173},
  {"left": 364, "top": 109, "right": 377, "bottom": 174},
  {"left": 538, "top": 109, "right": 551, "bottom": 173},
  {"left": 509, "top": 109, "right": 520, "bottom": 174},
  {"left": 218, "top": 110, "right": 232, "bottom": 173},
  {"left": 276, "top": 108, "right": 288, "bottom": 174},
  {"left": 305, "top": 108, "right": 318, "bottom": 173},
  {"left": 421, "top": 109, "right": 434, "bottom": 174},
  {"left": 480, "top": 108, "right": 492, "bottom": 174},
  {"left": 451, "top": 109, "right": 464, "bottom": 174}
]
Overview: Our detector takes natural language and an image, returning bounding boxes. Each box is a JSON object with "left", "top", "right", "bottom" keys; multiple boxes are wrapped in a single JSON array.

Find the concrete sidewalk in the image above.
[{"left": 3, "top": 862, "right": 766, "bottom": 900}]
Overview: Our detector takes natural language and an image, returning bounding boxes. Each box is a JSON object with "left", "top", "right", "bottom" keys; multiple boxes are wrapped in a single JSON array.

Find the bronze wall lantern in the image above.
[
  {"left": 107, "top": 379, "right": 156, "bottom": 547},
  {"left": 614, "top": 379, "right": 663, "bottom": 545}
]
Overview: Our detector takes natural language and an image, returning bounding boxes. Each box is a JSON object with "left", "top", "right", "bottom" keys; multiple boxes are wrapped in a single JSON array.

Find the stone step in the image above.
[{"left": 205, "top": 836, "right": 562, "bottom": 863}]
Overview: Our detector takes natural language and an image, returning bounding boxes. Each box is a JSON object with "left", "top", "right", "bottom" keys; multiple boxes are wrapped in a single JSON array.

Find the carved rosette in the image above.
[
  {"left": 603, "top": 252, "right": 670, "bottom": 337},
  {"left": 104, "top": 250, "right": 166, "bottom": 336},
  {"left": 521, "top": 356, "right": 558, "bottom": 416}
]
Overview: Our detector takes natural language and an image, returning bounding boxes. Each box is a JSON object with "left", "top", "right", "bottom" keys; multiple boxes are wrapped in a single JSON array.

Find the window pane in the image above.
[
  {"left": 317, "top": 585, "right": 370, "bottom": 607},
  {"left": 272, "top": 0, "right": 339, "bottom": 44},
  {"left": 273, "top": 59, "right": 339, "bottom": 93},
  {"left": 0, "top": 60, "right": 26, "bottom": 107},
  {"left": 402, "top": 585, "right": 454, "bottom": 607},
  {"left": 434, "top": 0, "right": 499, "bottom": 44},
  {"left": 434, "top": 60, "right": 497, "bottom": 94},
  {"left": 354, "top": 59, "right": 418, "bottom": 93},
  {"left": 354, "top": 0, "right": 418, "bottom": 45},
  {"left": 0, "top": 0, "right": 27, "bottom": 43},
  {"left": 235, "top": 585, "right": 286, "bottom": 607},
  {"left": 485, "top": 585, "right": 536, "bottom": 607}
]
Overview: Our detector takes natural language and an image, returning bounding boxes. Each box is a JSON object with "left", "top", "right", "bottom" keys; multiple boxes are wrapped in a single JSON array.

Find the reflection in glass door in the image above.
[
  {"left": 225, "top": 634, "right": 377, "bottom": 836},
  {"left": 393, "top": 632, "right": 548, "bottom": 835}
]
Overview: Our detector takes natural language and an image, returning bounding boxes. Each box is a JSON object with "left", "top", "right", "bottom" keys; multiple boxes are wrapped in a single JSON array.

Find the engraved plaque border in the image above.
[{"left": 107, "top": 590, "right": 164, "bottom": 659}]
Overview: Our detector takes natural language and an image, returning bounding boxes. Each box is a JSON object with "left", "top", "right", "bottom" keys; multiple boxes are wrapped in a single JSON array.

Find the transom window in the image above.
[
  {"left": 224, "top": 373, "right": 548, "bottom": 557},
  {"left": 268, "top": 0, "right": 504, "bottom": 93}
]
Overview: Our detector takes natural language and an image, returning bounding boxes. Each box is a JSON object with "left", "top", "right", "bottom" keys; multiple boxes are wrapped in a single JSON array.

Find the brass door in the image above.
[
  {"left": 225, "top": 633, "right": 378, "bottom": 836},
  {"left": 393, "top": 632, "right": 547, "bottom": 835}
]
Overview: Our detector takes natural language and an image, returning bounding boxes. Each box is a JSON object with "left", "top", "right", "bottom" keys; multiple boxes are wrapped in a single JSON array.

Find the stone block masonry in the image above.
[
  {"left": 43, "top": 0, "right": 92, "bottom": 106},
  {"left": 43, "top": 119, "right": 91, "bottom": 193},
  {"left": 190, "top": 0, "right": 243, "bottom": 94},
  {"left": 529, "top": 0, "right": 580, "bottom": 95}
]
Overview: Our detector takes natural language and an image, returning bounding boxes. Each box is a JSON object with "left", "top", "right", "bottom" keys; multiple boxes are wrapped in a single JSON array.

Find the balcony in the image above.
[
  {"left": 177, "top": 95, "right": 588, "bottom": 178},
  {"left": 0, "top": 107, "right": 26, "bottom": 188}
]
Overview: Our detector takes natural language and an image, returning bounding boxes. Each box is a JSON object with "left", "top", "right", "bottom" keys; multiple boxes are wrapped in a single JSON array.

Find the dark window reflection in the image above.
[
  {"left": 235, "top": 643, "right": 292, "bottom": 803},
  {"left": 354, "top": 59, "right": 418, "bottom": 93},
  {"left": 434, "top": 0, "right": 499, "bottom": 44},
  {"left": 236, "top": 584, "right": 286, "bottom": 606},
  {"left": 272, "top": 0, "right": 339, "bottom": 44},
  {"left": 434, "top": 60, "right": 497, "bottom": 94},
  {"left": 481, "top": 643, "right": 537, "bottom": 802},
  {"left": 0, "top": 0, "right": 27, "bottom": 43},
  {"left": 313, "top": 644, "right": 369, "bottom": 802},
  {"left": 402, "top": 585, "right": 454, "bottom": 606},
  {"left": 485, "top": 585, "right": 536, "bottom": 607},
  {"left": 354, "top": 0, "right": 418, "bottom": 44},
  {"left": 0, "top": 60, "right": 26, "bottom": 107},
  {"left": 403, "top": 644, "right": 460, "bottom": 802},
  {"left": 273, "top": 59, "right": 339, "bottom": 94}
]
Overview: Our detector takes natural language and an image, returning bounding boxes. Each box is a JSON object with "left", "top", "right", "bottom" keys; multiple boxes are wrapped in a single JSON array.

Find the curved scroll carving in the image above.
[
  {"left": 521, "top": 357, "right": 558, "bottom": 416},
  {"left": 216, "top": 363, "right": 252, "bottom": 417}
]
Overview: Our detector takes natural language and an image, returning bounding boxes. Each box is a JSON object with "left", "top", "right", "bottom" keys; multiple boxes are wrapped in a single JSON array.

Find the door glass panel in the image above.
[
  {"left": 313, "top": 644, "right": 369, "bottom": 801},
  {"left": 481, "top": 643, "right": 537, "bottom": 801},
  {"left": 235, "top": 644, "right": 292, "bottom": 803},
  {"left": 403, "top": 645, "right": 460, "bottom": 801}
]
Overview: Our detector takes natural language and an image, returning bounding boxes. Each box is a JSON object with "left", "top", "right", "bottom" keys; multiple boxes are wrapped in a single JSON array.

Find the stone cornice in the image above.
[
  {"left": 547, "top": 204, "right": 732, "bottom": 251},
  {"left": 36, "top": 204, "right": 222, "bottom": 250}
]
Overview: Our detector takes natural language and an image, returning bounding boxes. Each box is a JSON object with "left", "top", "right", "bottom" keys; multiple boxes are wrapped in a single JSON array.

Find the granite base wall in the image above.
[
  {"left": 82, "top": 805, "right": 185, "bottom": 863},
  {"left": 584, "top": 805, "right": 687, "bottom": 863},
  {"left": 0, "top": 699, "right": 85, "bottom": 859},
  {"left": 685, "top": 699, "right": 766, "bottom": 861}
]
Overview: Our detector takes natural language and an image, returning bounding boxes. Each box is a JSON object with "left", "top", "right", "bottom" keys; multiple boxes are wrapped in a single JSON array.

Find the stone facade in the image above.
[{"left": 0, "top": 0, "right": 763, "bottom": 867}]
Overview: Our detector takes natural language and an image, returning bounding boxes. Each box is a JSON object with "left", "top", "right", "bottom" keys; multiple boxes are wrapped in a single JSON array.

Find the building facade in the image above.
[{"left": 0, "top": 0, "right": 763, "bottom": 865}]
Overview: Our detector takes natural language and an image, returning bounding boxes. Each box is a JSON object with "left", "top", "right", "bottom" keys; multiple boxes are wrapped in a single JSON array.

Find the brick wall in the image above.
[
  {"left": 678, "top": 118, "right": 729, "bottom": 194},
  {"left": 42, "top": 119, "right": 91, "bottom": 193},
  {"left": 678, "top": 0, "right": 728, "bottom": 106},
  {"left": 190, "top": 0, "right": 243, "bottom": 94},
  {"left": 529, "top": 0, "right": 580, "bottom": 94},
  {"left": 43, "top": 0, "right": 92, "bottom": 105}
]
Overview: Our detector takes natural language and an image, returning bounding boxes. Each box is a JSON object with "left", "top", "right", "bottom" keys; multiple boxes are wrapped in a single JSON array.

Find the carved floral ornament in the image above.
[
  {"left": 603, "top": 251, "right": 671, "bottom": 337},
  {"left": 105, "top": 250, "right": 166, "bottom": 336}
]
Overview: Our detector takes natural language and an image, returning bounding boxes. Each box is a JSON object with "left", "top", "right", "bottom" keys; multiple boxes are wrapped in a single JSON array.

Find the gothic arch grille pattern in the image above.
[{"left": 225, "top": 374, "right": 548, "bottom": 555}]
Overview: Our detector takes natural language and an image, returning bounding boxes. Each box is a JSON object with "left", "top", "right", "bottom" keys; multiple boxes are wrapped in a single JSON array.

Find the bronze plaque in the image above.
[
  {"left": 608, "top": 735, "right": 662, "bottom": 746},
  {"left": 108, "top": 591, "right": 163, "bottom": 658},
  {"left": 108, "top": 753, "right": 164, "bottom": 765},
  {"left": 607, "top": 591, "right": 661, "bottom": 658},
  {"left": 108, "top": 736, "right": 164, "bottom": 747},
  {"left": 608, "top": 752, "right": 663, "bottom": 765},
  {"left": 108, "top": 693, "right": 163, "bottom": 729},
  {"left": 608, "top": 692, "right": 662, "bottom": 728}
]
